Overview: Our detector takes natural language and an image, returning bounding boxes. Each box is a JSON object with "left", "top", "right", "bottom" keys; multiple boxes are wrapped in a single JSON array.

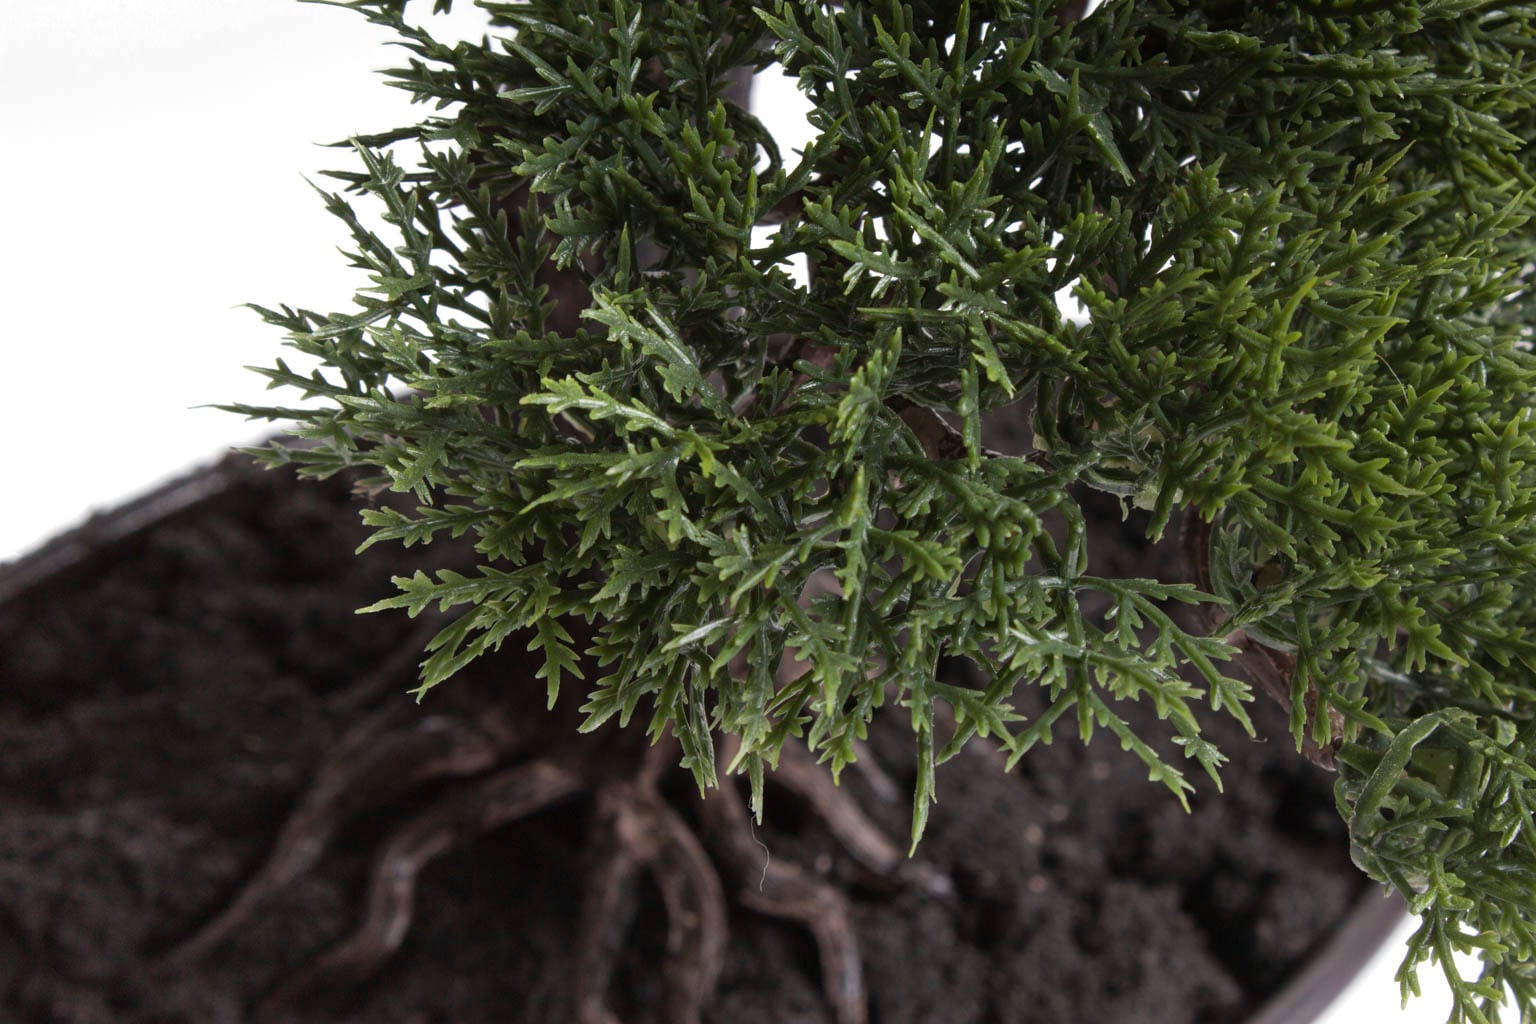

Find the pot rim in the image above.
[
  {"left": 1248, "top": 888, "right": 1407, "bottom": 1024},
  {"left": 0, "top": 451, "right": 253, "bottom": 608}
]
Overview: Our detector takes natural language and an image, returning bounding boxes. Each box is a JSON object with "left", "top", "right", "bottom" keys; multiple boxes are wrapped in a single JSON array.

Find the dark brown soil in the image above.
[{"left": 0, "top": 453, "right": 1365, "bottom": 1024}]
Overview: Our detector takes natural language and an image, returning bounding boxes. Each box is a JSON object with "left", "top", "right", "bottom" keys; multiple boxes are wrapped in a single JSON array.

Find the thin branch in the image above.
[{"left": 1182, "top": 514, "right": 1343, "bottom": 770}]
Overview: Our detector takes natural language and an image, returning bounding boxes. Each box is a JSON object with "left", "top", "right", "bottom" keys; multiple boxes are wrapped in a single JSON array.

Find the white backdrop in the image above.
[{"left": 0, "top": 3, "right": 1470, "bottom": 1020}]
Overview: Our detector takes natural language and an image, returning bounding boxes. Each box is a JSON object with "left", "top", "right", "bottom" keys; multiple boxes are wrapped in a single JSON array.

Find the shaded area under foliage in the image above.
[{"left": 0, "top": 455, "right": 1364, "bottom": 1023}]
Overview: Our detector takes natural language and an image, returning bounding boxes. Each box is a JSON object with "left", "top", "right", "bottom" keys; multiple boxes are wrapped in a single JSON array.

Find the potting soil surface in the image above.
[{"left": 0, "top": 456, "right": 1366, "bottom": 1023}]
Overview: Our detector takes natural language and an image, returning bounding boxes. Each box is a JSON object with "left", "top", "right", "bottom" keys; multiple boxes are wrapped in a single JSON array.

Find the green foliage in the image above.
[{"left": 230, "top": 0, "right": 1536, "bottom": 1017}]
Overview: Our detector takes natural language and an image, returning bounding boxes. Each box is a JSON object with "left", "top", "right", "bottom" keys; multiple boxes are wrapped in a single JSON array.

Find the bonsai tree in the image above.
[{"left": 220, "top": 0, "right": 1536, "bottom": 1019}]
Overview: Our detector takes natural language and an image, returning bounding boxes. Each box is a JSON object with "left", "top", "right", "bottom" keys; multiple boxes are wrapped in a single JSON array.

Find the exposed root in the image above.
[
  {"left": 162, "top": 647, "right": 933, "bottom": 1024},
  {"left": 761, "top": 568, "right": 949, "bottom": 894},
  {"left": 702, "top": 743, "right": 869, "bottom": 1024},
  {"left": 258, "top": 760, "right": 582, "bottom": 1018},
  {"left": 774, "top": 740, "right": 952, "bottom": 897},
  {"left": 576, "top": 777, "right": 728, "bottom": 1024},
  {"left": 573, "top": 800, "right": 643, "bottom": 1024},
  {"left": 847, "top": 739, "right": 901, "bottom": 804},
  {"left": 161, "top": 706, "right": 504, "bottom": 969},
  {"left": 627, "top": 787, "right": 727, "bottom": 1024},
  {"left": 324, "top": 614, "right": 448, "bottom": 716}
]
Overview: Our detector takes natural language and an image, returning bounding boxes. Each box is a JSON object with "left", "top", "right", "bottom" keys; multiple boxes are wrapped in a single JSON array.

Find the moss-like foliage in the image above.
[{"left": 232, "top": 1, "right": 1536, "bottom": 1017}]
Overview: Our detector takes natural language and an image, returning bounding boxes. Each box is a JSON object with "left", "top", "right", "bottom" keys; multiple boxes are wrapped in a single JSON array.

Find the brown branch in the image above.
[
  {"left": 889, "top": 395, "right": 1047, "bottom": 465},
  {"left": 738, "top": 333, "right": 1043, "bottom": 466},
  {"left": 848, "top": 739, "right": 903, "bottom": 803},
  {"left": 1182, "top": 514, "right": 1342, "bottom": 770},
  {"left": 892, "top": 397, "right": 972, "bottom": 461},
  {"left": 1056, "top": 0, "right": 1092, "bottom": 26}
]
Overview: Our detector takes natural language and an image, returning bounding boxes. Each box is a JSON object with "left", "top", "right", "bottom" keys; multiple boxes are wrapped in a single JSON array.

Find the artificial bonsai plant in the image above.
[{"left": 218, "top": 0, "right": 1536, "bottom": 1020}]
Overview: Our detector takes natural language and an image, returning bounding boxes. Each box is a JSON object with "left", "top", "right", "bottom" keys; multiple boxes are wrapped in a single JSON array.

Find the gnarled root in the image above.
[
  {"left": 161, "top": 667, "right": 937, "bottom": 1024},
  {"left": 575, "top": 778, "right": 728, "bottom": 1024},
  {"left": 701, "top": 742, "right": 869, "bottom": 1024},
  {"left": 161, "top": 705, "right": 505, "bottom": 970},
  {"left": 772, "top": 740, "right": 952, "bottom": 898},
  {"left": 324, "top": 614, "right": 447, "bottom": 716},
  {"left": 258, "top": 760, "right": 582, "bottom": 1018},
  {"left": 572, "top": 811, "right": 640, "bottom": 1024}
]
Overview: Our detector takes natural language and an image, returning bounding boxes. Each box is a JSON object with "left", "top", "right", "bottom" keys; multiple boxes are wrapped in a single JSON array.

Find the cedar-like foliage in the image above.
[{"left": 230, "top": 1, "right": 1536, "bottom": 1017}]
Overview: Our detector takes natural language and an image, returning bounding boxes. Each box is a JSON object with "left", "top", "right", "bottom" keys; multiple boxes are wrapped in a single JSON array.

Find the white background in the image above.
[{"left": 0, "top": 3, "right": 1475, "bottom": 1020}]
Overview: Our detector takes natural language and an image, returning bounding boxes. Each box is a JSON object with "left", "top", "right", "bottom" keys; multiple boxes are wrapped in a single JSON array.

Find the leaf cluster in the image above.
[{"left": 229, "top": 1, "right": 1536, "bottom": 1017}]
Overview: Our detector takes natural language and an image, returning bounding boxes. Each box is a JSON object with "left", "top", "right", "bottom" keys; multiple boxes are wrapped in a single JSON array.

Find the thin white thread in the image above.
[{"left": 749, "top": 816, "right": 771, "bottom": 890}]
